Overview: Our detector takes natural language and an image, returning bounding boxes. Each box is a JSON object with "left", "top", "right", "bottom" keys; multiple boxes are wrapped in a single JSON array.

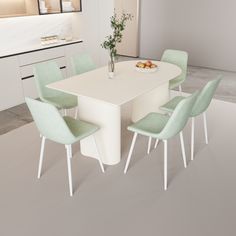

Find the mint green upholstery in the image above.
[
  {"left": 125, "top": 92, "right": 199, "bottom": 189},
  {"left": 161, "top": 49, "right": 188, "bottom": 90},
  {"left": 34, "top": 61, "right": 77, "bottom": 109},
  {"left": 26, "top": 97, "right": 104, "bottom": 196},
  {"left": 71, "top": 54, "right": 96, "bottom": 75},
  {"left": 191, "top": 77, "right": 221, "bottom": 116},
  {"left": 160, "top": 96, "right": 185, "bottom": 114},
  {"left": 25, "top": 97, "right": 98, "bottom": 145},
  {"left": 128, "top": 92, "right": 199, "bottom": 140},
  {"left": 160, "top": 77, "right": 222, "bottom": 117}
]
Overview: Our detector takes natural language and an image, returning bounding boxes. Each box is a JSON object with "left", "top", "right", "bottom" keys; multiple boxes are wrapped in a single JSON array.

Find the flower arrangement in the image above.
[{"left": 101, "top": 13, "right": 132, "bottom": 77}]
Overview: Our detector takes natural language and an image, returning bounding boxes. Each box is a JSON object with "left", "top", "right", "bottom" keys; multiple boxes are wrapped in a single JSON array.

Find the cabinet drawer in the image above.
[
  {"left": 21, "top": 68, "right": 67, "bottom": 98},
  {"left": 18, "top": 47, "right": 65, "bottom": 66},
  {"left": 21, "top": 77, "right": 39, "bottom": 99},
  {"left": 0, "top": 57, "right": 24, "bottom": 111},
  {"left": 20, "top": 57, "right": 66, "bottom": 79}
]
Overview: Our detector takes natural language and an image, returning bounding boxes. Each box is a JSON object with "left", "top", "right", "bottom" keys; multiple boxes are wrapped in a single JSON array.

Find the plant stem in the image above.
[{"left": 110, "top": 51, "right": 115, "bottom": 72}]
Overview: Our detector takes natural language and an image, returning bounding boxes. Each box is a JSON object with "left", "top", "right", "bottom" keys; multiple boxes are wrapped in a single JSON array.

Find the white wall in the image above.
[
  {"left": 140, "top": 0, "right": 236, "bottom": 71},
  {"left": 0, "top": 0, "right": 114, "bottom": 66},
  {"left": 72, "top": 0, "right": 114, "bottom": 66},
  {"left": 115, "top": 0, "right": 140, "bottom": 57},
  {"left": 0, "top": 14, "right": 73, "bottom": 50}
]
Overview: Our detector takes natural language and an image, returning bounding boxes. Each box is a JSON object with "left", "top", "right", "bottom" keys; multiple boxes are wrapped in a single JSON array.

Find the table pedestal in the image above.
[
  {"left": 79, "top": 97, "right": 121, "bottom": 165},
  {"left": 79, "top": 82, "right": 169, "bottom": 165},
  {"left": 131, "top": 83, "right": 169, "bottom": 122}
]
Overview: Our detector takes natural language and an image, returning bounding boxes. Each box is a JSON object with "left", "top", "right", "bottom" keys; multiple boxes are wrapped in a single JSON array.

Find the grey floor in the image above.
[
  {"left": 0, "top": 95, "right": 236, "bottom": 236},
  {"left": 0, "top": 103, "right": 33, "bottom": 135},
  {"left": 1, "top": 64, "right": 236, "bottom": 135}
]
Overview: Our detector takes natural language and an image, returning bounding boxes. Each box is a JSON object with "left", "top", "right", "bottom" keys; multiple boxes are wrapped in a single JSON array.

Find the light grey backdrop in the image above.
[{"left": 139, "top": 0, "right": 236, "bottom": 72}]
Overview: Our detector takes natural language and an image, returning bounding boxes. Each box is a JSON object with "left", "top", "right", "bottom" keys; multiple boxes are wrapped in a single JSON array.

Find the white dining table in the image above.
[{"left": 48, "top": 60, "right": 182, "bottom": 165}]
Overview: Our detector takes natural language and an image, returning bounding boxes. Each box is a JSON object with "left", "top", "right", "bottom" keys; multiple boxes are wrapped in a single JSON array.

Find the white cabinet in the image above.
[
  {"left": 0, "top": 41, "right": 83, "bottom": 111},
  {"left": 19, "top": 47, "right": 67, "bottom": 99},
  {"left": 0, "top": 57, "right": 24, "bottom": 111},
  {"left": 21, "top": 77, "right": 38, "bottom": 99},
  {"left": 20, "top": 57, "right": 66, "bottom": 78},
  {"left": 18, "top": 47, "right": 65, "bottom": 66},
  {"left": 21, "top": 67, "right": 67, "bottom": 99}
]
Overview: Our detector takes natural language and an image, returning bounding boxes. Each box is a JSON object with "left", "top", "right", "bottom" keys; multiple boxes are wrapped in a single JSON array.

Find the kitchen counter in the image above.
[{"left": 0, "top": 39, "right": 83, "bottom": 59}]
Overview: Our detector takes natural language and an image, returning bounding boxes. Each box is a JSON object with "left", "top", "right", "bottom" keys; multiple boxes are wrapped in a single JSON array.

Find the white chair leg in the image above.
[
  {"left": 203, "top": 112, "right": 208, "bottom": 144},
  {"left": 154, "top": 139, "right": 159, "bottom": 149},
  {"left": 147, "top": 137, "right": 152, "bottom": 154},
  {"left": 93, "top": 135, "right": 105, "bottom": 173},
  {"left": 65, "top": 145, "right": 73, "bottom": 197},
  {"left": 179, "top": 85, "right": 182, "bottom": 95},
  {"left": 179, "top": 131, "right": 187, "bottom": 168},
  {"left": 64, "top": 109, "right": 67, "bottom": 116},
  {"left": 38, "top": 136, "right": 46, "bottom": 179},
  {"left": 74, "top": 107, "right": 79, "bottom": 119},
  {"left": 124, "top": 133, "right": 138, "bottom": 174},
  {"left": 164, "top": 140, "right": 168, "bottom": 190},
  {"left": 191, "top": 117, "right": 195, "bottom": 161}
]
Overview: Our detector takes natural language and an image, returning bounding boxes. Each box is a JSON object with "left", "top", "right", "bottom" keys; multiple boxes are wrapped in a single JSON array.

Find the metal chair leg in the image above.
[
  {"left": 124, "top": 133, "right": 138, "bottom": 174},
  {"left": 180, "top": 131, "right": 187, "bottom": 168},
  {"left": 147, "top": 137, "right": 152, "bottom": 154},
  {"left": 164, "top": 140, "right": 168, "bottom": 190},
  {"left": 65, "top": 145, "right": 73, "bottom": 197},
  {"left": 154, "top": 139, "right": 159, "bottom": 149},
  {"left": 38, "top": 136, "right": 46, "bottom": 179},
  {"left": 191, "top": 117, "right": 195, "bottom": 160},
  {"left": 203, "top": 112, "right": 209, "bottom": 144},
  {"left": 179, "top": 85, "right": 183, "bottom": 95},
  {"left": 74, "top": 107, "right": 79, "bottom": 119}
]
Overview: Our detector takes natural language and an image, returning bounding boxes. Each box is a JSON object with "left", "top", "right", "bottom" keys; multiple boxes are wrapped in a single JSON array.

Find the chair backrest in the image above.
[
  {"left": 25, "top": 97, "right": 75, "bottom": 145},
  {"left": 191, "top": 76, "right": 222, "bottom": 117},
  {"left": 161, "top": 49, "right": 188, "bottom": 86},
  {"left": 71, "top": 54, "right": 96, "bottom": 75},
  {"left": 33, "top": 61, "right": 64, "bottom": 99},
  {"left": 159, "top": 91, "right": 199, "bottom": 140}
]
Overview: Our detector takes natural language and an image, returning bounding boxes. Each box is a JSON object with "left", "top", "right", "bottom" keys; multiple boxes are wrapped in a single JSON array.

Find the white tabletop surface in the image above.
[{"left": 48, "top": 60, "right": 182, "bottom": 106}]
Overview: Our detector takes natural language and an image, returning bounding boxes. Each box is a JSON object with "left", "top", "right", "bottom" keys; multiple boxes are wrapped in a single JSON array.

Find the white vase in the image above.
[{"left": 108, "top": 71, "right": 115, "bottom": 79}]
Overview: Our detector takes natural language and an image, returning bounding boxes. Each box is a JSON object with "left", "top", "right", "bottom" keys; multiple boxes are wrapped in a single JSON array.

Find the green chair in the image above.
[
  {"left": 33, "top": 61, "right": 78, "bottom": 118},
  {"left": 161, "top": 49, "right": 188, "bottom": 93},
  {"left": 71, "top": 54, "right": 96, "bottom": 75},
  {"left": 124, "top": 92, "right": 199, "bottom": 190},
  {"left": 25, "top": 97, "right": 104, "bottom": 197},
  {"left": 160, "top": 77, "right": 221, "bottom": 160}
]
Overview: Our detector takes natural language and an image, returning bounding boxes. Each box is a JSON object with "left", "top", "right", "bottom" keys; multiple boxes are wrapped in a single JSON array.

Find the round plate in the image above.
[{"left": 135, "top": 67, "right": 158, "bottom": 73}]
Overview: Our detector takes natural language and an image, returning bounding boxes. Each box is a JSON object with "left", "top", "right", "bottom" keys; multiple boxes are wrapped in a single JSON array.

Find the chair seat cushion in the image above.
[
  {"left": 128, "top": 112, "right": 169, "bottom": 138},
  {"left": 42, "top": 94, "right": 78, "bottom": 109},
  {"left": 64, "top": 116, "right": 99, "bottom": 141},
  {"left": 160, "top": 96, "right": 185, "bottom": 113}
]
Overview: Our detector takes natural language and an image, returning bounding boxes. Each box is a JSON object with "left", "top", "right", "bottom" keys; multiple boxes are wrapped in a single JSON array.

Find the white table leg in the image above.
[
  {"left": 78, "top": 82, "right": 169, "bottom": 166},
  {"left": 131, "top": 83, "right": 169, "bottom": 122},
  {"left": 78, "top": 96, "right": 121, "bottom": 165}
]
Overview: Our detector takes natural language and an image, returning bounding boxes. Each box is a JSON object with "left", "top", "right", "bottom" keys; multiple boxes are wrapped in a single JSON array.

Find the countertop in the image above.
[{"left": 0, "top": 39, "right": 83, "bottom": 59}]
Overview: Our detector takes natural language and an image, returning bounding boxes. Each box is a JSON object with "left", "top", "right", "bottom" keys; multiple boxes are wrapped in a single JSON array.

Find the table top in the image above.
[{"left": 48, "top": 60, "right": 182, "bottom": 106}]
